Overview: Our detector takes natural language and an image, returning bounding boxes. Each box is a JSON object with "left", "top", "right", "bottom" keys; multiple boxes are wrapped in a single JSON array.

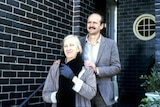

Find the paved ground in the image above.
[{"left": 113, "top": 95, "right": 142, "bottom": 107}]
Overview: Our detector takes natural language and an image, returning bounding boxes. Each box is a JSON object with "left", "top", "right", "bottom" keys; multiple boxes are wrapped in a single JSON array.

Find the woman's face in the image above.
[{"left": 63, "top": 37, "right": 80, "bottom": 62}]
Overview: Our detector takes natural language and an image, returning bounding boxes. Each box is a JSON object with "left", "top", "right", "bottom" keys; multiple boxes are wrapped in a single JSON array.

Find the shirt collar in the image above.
[{"left": 85, "top": 34, "right": 101, "bottom": 44}]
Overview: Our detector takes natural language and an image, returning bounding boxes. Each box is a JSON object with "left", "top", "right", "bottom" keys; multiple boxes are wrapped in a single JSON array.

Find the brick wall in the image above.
[
  {"left": 2, "top": 0, "right": 157, "bottom": 106},
  {"left": 0, "top": 0, "right": 73, "bottom": 106},
  {"left": 155, "top": 0, "right": 160, "bottom": 71},
  {"left": 117, "top": 0, "right": 155, "bottom": 97},
  {"left": 72, "top": 0, "right": 95, "bottom": 36}
]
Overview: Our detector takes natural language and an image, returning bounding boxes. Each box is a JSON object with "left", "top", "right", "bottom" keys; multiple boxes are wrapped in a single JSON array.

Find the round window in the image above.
[{"left": 133, "top": 14, "right": 155, "bottom": 41}]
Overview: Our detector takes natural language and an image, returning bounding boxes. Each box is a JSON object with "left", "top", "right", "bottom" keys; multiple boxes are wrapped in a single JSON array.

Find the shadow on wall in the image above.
[
  {"left": 125, "top": 43, "right": 147, "bottom": 94},
  {"left": 117, "top": 44, "right": 155, "bottom": 107}
]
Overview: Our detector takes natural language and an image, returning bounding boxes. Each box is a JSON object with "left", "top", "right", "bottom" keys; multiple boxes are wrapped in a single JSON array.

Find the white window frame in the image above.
[{"left": 133, "top": 14, "right": 155, "bottom": 41}]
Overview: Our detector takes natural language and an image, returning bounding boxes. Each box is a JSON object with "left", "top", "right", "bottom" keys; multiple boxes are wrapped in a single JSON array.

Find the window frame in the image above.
[{"left": 133, "top": 14, "right": 155, "bottom": 41}]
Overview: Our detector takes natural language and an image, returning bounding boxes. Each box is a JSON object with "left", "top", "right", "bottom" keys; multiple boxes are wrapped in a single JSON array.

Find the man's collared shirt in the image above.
[{"left": 83, "top": 35, "right": 101, "bottom": 64}]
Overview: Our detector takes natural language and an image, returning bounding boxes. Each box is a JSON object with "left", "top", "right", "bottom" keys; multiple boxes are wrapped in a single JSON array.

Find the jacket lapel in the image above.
[
  {"left": 80, "top": 36, "right": 106, "bottom": 65},
  {"left": 95, "top": 36, "right": 105, "bottom": 65}
]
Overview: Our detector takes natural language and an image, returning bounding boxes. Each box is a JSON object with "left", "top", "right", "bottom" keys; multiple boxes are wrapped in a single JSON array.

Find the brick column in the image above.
[
  {"left": 72, "top": 0, "right": 95, "bottom": 36},
  {"left": 72, "top": 0, "right": 81, "bottom": 35},
  {"left": 155, "top": 0, "right": 160, "bottom": 71}
]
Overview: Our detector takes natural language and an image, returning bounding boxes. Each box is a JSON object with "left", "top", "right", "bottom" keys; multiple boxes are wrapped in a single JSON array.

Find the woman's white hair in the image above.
[{"left": 62, "top": 35, "right": 82, "bottom": 53}]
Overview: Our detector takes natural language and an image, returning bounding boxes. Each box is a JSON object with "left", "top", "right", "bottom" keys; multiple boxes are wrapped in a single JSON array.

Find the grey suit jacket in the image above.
[{"left": 79, "top": 35, "right": 121, "bottom": 106}]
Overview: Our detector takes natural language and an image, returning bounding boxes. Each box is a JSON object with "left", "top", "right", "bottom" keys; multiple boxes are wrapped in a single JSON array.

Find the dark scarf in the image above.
[{"left": 57, "top": 53, "right": 84, "bottom": 107}]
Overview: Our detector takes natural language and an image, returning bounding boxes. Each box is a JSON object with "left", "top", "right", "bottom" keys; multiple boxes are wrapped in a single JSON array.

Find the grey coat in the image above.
[
  {"left": 79, "top": 35, "right": 121, "bottom": 106},
  {"left": 42, "top": 63, "right": 97, "bottom": 107}
]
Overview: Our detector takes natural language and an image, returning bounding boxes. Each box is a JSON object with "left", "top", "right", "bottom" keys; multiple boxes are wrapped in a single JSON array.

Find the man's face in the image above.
[{"left": 87, "top": 14, "right": 103, "bottom": 35}]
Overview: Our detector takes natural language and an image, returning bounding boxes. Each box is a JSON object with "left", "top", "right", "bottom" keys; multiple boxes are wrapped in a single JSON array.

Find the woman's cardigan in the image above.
[{"left": 42, "top": 63, "right": 97, "bottom": 107}]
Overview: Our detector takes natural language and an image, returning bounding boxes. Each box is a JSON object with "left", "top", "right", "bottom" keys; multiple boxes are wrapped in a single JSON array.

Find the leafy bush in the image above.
[
  {"left": 139, "top": 67, "right": 160, "bottom": 92},
  {"left": 139, "top": 67, "right": 160, "bottom": 107},
  {"left": 139, "top": 97, "right": 160, "bottom": 107}
]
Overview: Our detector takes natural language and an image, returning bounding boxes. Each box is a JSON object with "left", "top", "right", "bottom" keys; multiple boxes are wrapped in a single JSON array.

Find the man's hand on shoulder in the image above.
[
  {"left": 84, "top": 60, "right": 97, "bottom": 74},
  {"left": 53, "top": 59, "right": 60, "bottom": 64}
]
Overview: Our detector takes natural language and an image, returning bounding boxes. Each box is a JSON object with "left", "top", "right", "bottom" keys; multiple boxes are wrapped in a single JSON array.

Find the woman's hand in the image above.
[{"left": 60, "top": 63, "right": 75, "bottom": 80}]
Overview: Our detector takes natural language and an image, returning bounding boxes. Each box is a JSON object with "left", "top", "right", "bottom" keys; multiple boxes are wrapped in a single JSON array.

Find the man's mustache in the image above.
[{"left": 89, "top": 27, "right": 95, "bottom": 29}]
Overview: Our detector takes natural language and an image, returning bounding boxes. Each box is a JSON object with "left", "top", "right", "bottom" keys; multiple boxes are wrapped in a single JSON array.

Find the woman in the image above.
[{"left": 42, "top": 35, "right": 97, "bottom": 107}]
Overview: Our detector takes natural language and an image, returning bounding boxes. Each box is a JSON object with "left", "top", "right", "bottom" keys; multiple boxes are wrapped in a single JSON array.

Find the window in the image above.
[{"left": 133, "top": 14, "right": 155, "bottom": 41}]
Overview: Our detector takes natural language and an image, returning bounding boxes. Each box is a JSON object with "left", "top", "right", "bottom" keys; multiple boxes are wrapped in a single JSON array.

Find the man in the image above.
[{"left": 79, "top": 13, "right": 121, "bottom": 107}]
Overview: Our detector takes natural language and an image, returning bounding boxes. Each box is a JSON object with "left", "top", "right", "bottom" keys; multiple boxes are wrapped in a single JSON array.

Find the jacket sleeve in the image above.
[
  {"left": 42, "top": 64, "right": 59, "bottom": 103},
  {"left": 75, "top": 66, "right": 97, "bottom": 100},
  {"left": 98, "top": 40, "right": 121, "bottom": 77}
]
